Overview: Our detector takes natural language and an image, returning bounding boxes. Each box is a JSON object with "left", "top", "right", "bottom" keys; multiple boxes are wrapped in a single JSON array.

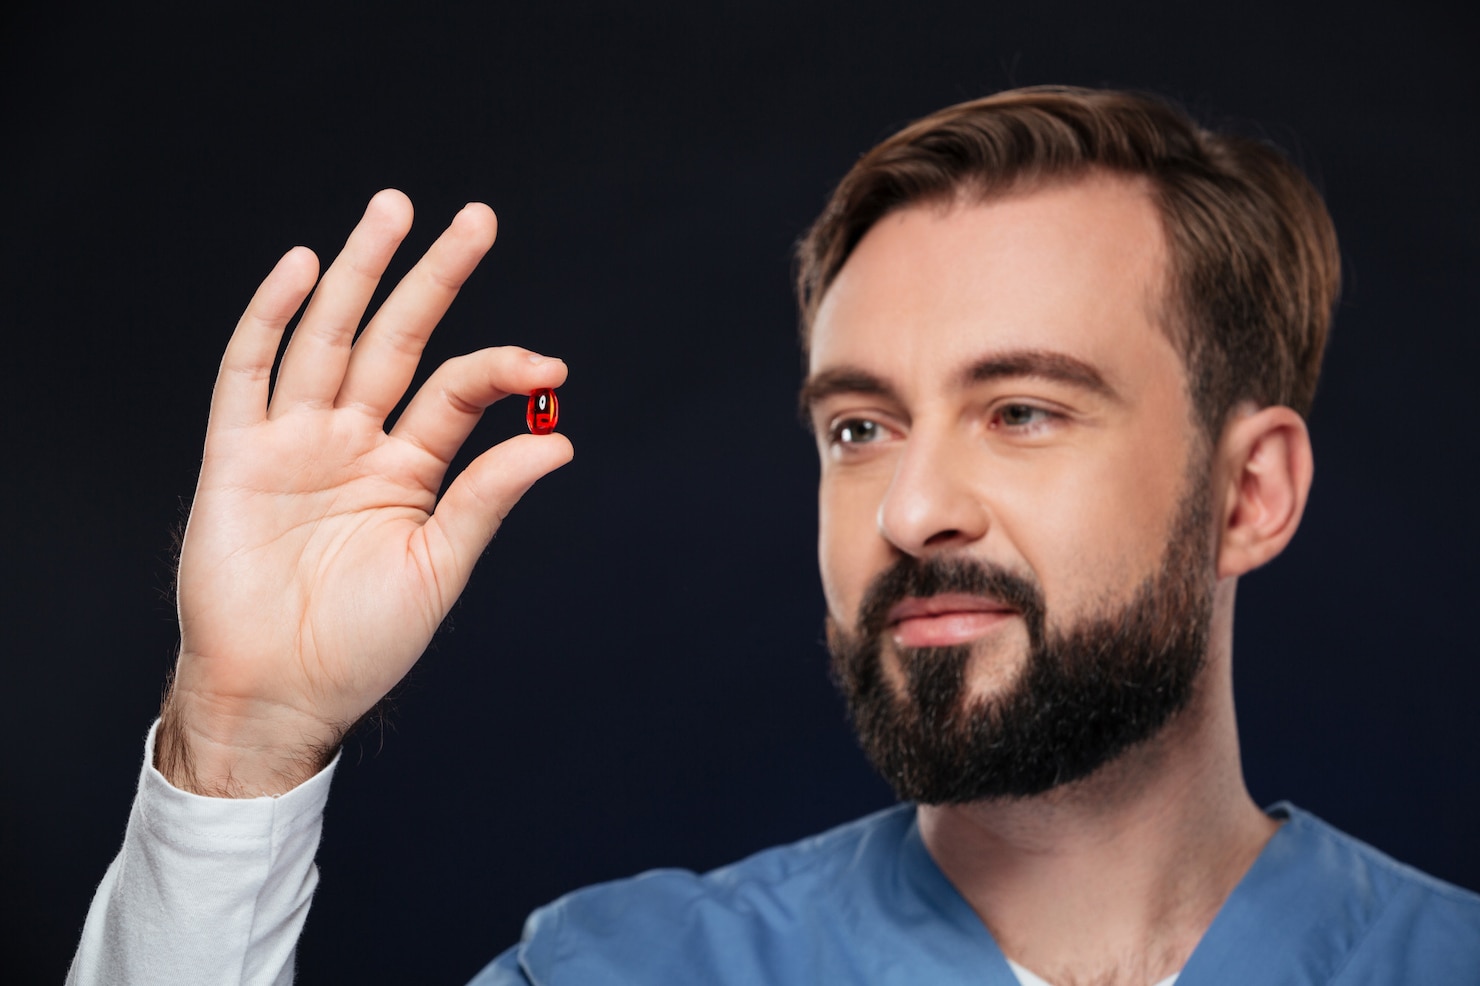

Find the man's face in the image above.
[{"left": 803, "top": 176, "right": 1217, "bottom": 802}]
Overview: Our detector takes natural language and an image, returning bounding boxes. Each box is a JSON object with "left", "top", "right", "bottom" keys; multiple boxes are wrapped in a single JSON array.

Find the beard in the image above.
[{"left": 827, "top": 480, "right": 1216, "bottom": 805}]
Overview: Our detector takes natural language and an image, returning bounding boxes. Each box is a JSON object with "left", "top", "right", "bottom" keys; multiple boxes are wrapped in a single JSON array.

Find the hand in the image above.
[{"left": 157, "top": 190, "right": 573, "bottom": 796}]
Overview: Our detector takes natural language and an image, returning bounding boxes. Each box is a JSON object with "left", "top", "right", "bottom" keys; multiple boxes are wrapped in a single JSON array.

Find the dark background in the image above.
[{"left": 3, "top": 1, "right": 1475, "bottom": 981}]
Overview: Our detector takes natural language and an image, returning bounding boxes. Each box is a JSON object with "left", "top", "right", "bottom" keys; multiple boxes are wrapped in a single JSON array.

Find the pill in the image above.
[{"left": 526, "top": 388, "right": 559, "bottom": 434}]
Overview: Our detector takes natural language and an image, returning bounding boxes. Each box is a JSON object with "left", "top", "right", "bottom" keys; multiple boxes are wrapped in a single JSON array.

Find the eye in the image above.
[
  {"left": 828, "top": 417, "right": 887, "bottom": 447},
  {"left": 990, "top": 403, "right": 1056, "bottom": 431}
]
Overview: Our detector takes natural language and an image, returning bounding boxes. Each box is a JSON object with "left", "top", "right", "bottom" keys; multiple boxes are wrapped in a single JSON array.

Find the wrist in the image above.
[{"left": 156, "top": 681, "right": 344, "bottom": 797}]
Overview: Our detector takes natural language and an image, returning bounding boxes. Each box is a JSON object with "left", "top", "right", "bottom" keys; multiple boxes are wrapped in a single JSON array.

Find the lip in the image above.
[
  {"left": 885, "top": 594, "right": 1018, "bottom": 649},
  {"left": 885, "top": 593, "right": 1017, "bottom": 624}
]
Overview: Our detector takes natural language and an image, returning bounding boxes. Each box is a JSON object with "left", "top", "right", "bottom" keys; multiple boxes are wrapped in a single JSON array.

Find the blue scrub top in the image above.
[{"left": 470, "top": 802, "right": 1480, "bottom": 985}]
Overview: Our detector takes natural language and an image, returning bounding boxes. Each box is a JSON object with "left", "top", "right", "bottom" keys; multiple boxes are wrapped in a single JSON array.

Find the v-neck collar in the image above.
[
  {"left": 897, "top": 811, "right": 1022, "bottom": 984},
  {"left": 1178, "top": 802, "right": 1391, "bottom": 984},
  {"left": 898, "top": 802, "right": 1383, "bottom": 986}
]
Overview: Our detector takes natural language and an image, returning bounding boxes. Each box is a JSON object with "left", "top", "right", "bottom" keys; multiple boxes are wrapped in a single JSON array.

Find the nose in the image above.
[{"left": 876, "top": 428, "right": 990, "bottom": 556}]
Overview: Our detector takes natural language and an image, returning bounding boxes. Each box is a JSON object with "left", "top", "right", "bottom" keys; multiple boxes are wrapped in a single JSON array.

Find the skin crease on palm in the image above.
[{"left": 804, "top": 174, "right": 1309, "bottom": 983}]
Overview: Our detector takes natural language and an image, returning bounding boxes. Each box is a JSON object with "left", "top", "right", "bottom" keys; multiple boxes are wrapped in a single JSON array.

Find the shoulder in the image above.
[
  {"left": 510, "top": 805, "right": 928, "bottom": 984},
  {"left": 1271, "top": 804, "right": 1480, "bottom": 980},
  {"left": 534, "top": 802, "right": 916, "bottom": 935},
  {"left": 1278, "top": 803, "right": 1480, "bottom": 909}
]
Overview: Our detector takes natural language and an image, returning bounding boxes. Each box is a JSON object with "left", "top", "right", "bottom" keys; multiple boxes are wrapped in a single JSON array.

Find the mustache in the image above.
[{"left": 855, "top": 554, "right": 1046, "bottom": 640}]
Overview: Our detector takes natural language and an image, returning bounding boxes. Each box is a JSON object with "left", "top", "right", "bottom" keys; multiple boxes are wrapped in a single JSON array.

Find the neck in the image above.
[{"left": 917, "top": 599, "right": 1275, "bottom": 986}]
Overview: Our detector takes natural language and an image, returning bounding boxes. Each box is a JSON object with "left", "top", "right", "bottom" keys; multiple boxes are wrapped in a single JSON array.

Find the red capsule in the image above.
[{"left": 526, "top": 388, "right": 559, "bottom": 434}]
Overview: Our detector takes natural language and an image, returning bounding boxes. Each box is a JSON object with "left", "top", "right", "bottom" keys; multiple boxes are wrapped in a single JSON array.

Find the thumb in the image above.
[{"left": 423, "top": 432, "right": 575, "bottom": 589}]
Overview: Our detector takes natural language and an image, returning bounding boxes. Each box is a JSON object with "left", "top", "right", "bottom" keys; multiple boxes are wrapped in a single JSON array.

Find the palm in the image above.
[
  {"left": 182, "top": 417, "right": 438, "bottom": 715},
  {"left": 165, "top": 191, "right": 572, "bottom": 794}
]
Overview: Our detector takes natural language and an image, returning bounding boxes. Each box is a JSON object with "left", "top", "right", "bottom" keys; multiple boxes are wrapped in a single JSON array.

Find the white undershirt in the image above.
[
  {"left": 67, "top": 721, "right": 337, "bottom": 986},
  {"left": 1008, "top": 957, "right": 1179, "bottom": 986}
]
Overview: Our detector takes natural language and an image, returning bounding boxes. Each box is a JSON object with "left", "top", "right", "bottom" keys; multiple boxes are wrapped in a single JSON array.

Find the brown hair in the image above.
[{"left": 796, "top": 86, "right": 1340, "bottom": 433}]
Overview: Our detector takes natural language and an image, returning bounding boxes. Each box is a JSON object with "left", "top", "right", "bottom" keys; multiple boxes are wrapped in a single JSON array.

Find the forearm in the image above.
[{"left": 68, "top": 721, "right": 337, "bottom": 986}]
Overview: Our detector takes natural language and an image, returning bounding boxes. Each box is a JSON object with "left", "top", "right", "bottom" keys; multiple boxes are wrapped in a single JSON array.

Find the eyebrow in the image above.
[
  {"left": 797, "top": 367, "right": 899, "bottom": 422},
  {"left": 961, "top": 349, "right": 1117, "bottom": 399},
  {"left": 799, "top": 348, "right": 1119, "bottom": 423}
]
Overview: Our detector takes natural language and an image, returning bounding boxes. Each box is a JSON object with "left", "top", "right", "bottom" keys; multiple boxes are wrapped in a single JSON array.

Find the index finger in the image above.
[{"left": 390, "top": 346, "right": 568, "bottom": 466}]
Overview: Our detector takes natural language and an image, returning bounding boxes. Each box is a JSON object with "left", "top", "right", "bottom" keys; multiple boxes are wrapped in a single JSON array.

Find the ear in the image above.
[{"left": 1214, "top": 405, "right": 1314, "bottom": 579}]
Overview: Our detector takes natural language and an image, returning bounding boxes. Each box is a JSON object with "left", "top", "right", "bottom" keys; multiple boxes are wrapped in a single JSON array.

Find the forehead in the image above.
[{"left": 807, "top": 176, "right": 1175, "bottom": 392}]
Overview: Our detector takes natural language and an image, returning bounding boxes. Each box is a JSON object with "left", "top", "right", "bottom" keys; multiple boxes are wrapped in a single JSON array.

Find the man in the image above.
[{"left": 69, "top": 87, "right": 1480, "bottom": 984}]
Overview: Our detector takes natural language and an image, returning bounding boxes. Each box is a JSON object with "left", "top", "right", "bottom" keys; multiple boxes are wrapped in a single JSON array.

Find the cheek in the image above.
[
  {"left": 995, "top": 454, "right": 1188, "bottom": 616},
  {"left": 817, "top": 476, "right": 889, "bottom": 623}
]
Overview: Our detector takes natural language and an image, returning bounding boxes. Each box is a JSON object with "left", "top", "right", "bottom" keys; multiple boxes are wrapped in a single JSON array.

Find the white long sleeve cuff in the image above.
[{"left": 67, "top": 720, "right": 338, "bottom": 986}]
